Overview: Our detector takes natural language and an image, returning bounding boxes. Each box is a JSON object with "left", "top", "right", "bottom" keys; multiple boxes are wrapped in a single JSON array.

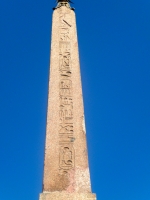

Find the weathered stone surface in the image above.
[
  {"left": 40, "top": 192, "right": 96, "bottom": 200},
  {"left": 40, "top": 3, "right": 96, "bottom": 199}
]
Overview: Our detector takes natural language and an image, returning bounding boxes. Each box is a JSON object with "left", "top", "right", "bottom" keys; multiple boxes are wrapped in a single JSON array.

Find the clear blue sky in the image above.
[{"left": 1, "top": 0, "right": 150, "bottom": 199}]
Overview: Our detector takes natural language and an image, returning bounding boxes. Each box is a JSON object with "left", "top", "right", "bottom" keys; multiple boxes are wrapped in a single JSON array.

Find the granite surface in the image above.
[{"left": 40, "top": 4, "right": 96, "bottom": 199}]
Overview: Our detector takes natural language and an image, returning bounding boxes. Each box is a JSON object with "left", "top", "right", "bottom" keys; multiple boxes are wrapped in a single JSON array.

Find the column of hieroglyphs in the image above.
[
  {"left": 58, "top": 6, "right": 75, "bottom": 175},
  {"left": 39, "top": 1, "right": 97, "bottom": 200}
]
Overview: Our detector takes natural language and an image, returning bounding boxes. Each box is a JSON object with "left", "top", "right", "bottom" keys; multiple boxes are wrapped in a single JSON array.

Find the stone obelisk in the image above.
[{"left": 39, "top": 1, "right": 96, "bottom": 199}]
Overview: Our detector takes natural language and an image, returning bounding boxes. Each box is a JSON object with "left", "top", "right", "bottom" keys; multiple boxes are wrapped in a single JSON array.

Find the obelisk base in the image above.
[{"left": 39, "top": 192, "right": 96, "bottom": 200}]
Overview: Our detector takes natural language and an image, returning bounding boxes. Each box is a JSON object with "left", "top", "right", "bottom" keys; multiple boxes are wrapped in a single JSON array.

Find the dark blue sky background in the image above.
[{"left": 1, "top": 0, "right": 150, "bottom": 199}]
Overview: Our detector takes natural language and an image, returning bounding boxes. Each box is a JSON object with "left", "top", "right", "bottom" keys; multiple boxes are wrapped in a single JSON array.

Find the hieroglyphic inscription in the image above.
[{"left": 58, "top": 11, "right": 75, "bottom": 174}]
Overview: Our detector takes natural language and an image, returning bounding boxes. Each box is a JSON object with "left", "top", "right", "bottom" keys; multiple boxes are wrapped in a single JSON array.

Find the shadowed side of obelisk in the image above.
[{"left": 39, "top": 2, "right": 96, "bottom": 200}]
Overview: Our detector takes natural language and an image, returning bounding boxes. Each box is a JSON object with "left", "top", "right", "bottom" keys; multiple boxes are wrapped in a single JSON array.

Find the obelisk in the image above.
[{"left": 39, "top": 1, "right": 96, "bottom": 199}]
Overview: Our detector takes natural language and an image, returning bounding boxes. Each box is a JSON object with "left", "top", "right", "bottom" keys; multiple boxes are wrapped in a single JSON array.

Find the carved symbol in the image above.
[
  {"left": 58, "top": 12, "right": 74, "bottom": 173},
  {"left": 60, "top": 28, "right": 70, "bottom": 41},
  {"left": 59, "top": 124, "right": 73, "bottom": 134},
  {"left": 63, "top": 20, "right": 71, "bottom": 27},
  {"left": 59, "top": 52, "right": 71, "bottom": 71},
  {"left": 60, "top": 79, "right": 72, "bottom": 96},
  {"left": 59, "top": 15, "right": 71, "bottom": 28},
  {"left": 59, "top": 145, "right": 75, "bottom": 170},
  {"left": 59, "top": 135, "right": 74, "bottom": 143},
  {"left": 60, "top": 79, "right": 72, "bottom": 88},
  {"left": 59, "top": 15, "right": 71, "bottom": 41},
  {"left": 59, "top": 104, "right": 73, "bottom": 122},
  {"left": 59, "top": 51, "right": 72, "bottom": 77},
  {"left": 60, "top": 70, "right": 71, "bottom": 77},
  {"left": 60, "top": 96, "right": 73, "bottom": 107}
]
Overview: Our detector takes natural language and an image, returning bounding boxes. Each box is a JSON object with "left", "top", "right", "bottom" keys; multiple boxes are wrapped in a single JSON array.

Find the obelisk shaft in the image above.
[{"left": 40, "top": 4, "right": 96, "bottom": 200}]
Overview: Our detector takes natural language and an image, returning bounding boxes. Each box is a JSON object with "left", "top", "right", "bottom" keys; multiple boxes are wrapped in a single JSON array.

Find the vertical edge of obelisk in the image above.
[
  {"left": 70, "top": 9, "right": 92, "bottom": 193},
  {"left": 42, "top": 8, "right": 60, "bottom": 191}
]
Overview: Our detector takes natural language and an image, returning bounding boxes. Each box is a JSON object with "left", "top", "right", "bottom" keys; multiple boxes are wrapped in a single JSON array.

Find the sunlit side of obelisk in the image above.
[{"left": 39, "top": 1, "right": 96, "bottom": 199}]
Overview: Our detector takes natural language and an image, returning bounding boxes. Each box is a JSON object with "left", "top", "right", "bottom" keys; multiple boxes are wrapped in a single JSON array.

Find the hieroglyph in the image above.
[{"left": 59, "top": 10, "right": 75, "bottom": 175}]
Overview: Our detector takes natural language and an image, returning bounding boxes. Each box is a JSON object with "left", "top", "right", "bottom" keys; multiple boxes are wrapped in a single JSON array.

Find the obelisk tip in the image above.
[{"left": 54, "top": 0, "right": 74, "bottom": 10}]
